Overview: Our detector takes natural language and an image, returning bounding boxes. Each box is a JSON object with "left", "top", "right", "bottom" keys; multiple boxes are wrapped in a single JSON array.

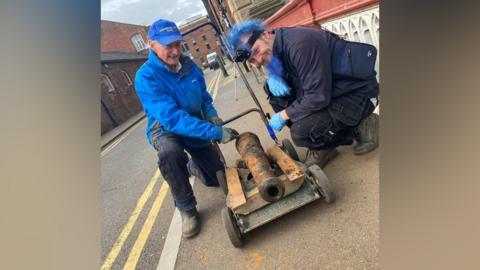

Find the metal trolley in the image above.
[{"left": 183, "top": 22, "right": 336, "bottom": 247}]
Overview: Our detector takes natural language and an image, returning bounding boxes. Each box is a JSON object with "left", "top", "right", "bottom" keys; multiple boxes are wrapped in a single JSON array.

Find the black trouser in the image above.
[
  {"left": 290, "top": 91, "right": 376, "bottom": 150},
  {"left": 152, "top": 133, "right": 224, "bottom": 211}
]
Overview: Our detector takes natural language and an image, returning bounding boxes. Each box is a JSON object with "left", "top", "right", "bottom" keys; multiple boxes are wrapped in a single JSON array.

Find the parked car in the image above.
[{"left": 206, "top": 52, "right": 220, "bottom": 70}]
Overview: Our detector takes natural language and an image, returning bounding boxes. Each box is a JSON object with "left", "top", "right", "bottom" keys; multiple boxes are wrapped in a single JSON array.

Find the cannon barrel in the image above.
[{"left": 235, "top": 132, "right": 284, "bottom": 202}]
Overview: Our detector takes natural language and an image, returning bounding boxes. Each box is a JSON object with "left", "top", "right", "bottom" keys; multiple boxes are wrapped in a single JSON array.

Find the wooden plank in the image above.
[
  {"left": 226, "top": 167, "right": 247, "bottom": 209},
  {"left": 266, "top": 145, "right": 304, "bottom": 182}
]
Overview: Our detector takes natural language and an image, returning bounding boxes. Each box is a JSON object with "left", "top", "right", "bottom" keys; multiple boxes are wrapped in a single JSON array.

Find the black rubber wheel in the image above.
[
  {"left": 307, "top": 164, "right": 336, "bottom": 203},
  {"left": 221, "top": 207, "right": 244, "bottom": 248},
  {"left": 282, "top": 139, "right": 300, "bottom": 161},
  {"left": 216, "top": 170, "right": 228, "bottom": 196}
]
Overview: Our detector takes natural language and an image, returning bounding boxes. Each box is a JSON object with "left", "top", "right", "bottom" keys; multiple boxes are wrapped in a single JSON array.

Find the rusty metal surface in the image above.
[
  {"left": 235, "top": 132, "right": 284, "bottom": 202},
  {"left": 232, "top": 173, "right": 306, "bottom": 215},
  {"left": 266, "top": 145, "right": 305, "bottom": 182},
  {"left": 236, "top": 179, "right": 321, "bottom": 234}
]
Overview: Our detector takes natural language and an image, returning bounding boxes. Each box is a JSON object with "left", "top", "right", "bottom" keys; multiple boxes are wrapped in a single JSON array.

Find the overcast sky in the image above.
[{"left": 101, "top": 0, "right": 208, "bottom": 26}]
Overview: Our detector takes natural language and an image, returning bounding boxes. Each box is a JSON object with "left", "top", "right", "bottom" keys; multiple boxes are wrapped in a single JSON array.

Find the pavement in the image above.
[
  {"left": 101, "top": 63, "right": 379, "bottom": 270},
  {"left": 101, "top": 112, "right": 146, "bottom": 149}
]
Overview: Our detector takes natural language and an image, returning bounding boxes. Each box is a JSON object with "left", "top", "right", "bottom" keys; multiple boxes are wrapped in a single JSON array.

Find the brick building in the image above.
[
  {"left": 101, "top": 20, "right": 149, "bottom": 53},
  {"left": 101, "top": 52, "right": 148, "bottom": 134},
  {"left": 100, "top": 20, "right": 151, "bottom": 134},
  {"left": 224, "top": 0, "right": 286, "bottom": 23},
  {"left": 178, "top": 15, "right": 224, "bottom": 69},
  {"left": 201, "top": 0, "right": 236, "bottom": 32}
]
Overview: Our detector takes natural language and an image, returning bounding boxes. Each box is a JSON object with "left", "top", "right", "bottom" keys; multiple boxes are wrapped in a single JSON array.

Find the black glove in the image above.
[{"left": 220, "top": 127, "right": 239, "bottom": 143}]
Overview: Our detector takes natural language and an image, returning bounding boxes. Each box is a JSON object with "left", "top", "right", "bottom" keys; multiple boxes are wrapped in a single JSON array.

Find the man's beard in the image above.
[
  {"left": 266, "top": 55, "right": 289, "bottom": 89},
  {"left": 266, "top": 55, "right": 284, "bottom": 78}
]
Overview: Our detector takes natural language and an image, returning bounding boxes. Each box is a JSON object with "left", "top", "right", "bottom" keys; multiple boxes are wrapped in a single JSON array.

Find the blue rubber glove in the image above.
[
  {"left": 267, "top": 76, "right": 291, "bottom": 97},
  {"left": 269, "top": 112, "right": 286, "bottom": 131}
]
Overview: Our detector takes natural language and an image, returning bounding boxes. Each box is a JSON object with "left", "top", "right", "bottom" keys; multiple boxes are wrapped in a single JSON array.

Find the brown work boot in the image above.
[
  {"left": 180, "top": 207, "right": 200, "bottom": 238},
  {"left": 354, "top": 113, "right": 379, "bottom": 155},
  {"left": 304, "top": 148, "right": 339, "bottom": 169}
]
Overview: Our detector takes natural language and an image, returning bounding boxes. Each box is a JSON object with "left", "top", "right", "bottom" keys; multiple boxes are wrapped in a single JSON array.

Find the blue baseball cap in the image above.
[{"left": 148, "top": 19, "right": 184, "bottom": 45}]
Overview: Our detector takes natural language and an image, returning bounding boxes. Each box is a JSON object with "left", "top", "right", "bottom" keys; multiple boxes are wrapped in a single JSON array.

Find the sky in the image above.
[{"left": 101, "top": 0, "right": 208, "bottom": 26}]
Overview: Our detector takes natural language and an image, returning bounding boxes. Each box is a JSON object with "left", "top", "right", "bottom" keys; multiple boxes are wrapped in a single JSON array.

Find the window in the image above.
[
  {"left": 206, "top": 44, "right": 211, "bottom": 50},
  {"left": 101, "top": 74, "right": 115, "bottom": 93},
  {"left": 202, "top": 34, "right": 207, "bottom": 41},
  {"left": 195, "top": 48, "right": 200, "bottom": 53},
  {"left": 121, "top": 71, "right": 132, "bottom": 86},
  {"left": 183, "top": 43, "right": 189, "bottom": 51},
  {"left": 131, "top": 34, "right": 147, "bottom": 52},
  {"left": 191, "top": 38, "right": 197, "bottom": 46}
]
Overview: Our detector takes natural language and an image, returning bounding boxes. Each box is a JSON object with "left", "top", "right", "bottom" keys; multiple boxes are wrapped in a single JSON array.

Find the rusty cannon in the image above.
[{"left": 235, "top": 132, "right": 285, "bottom": 202}]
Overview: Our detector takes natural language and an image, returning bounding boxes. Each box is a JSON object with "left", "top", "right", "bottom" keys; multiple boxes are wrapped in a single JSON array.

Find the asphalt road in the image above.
[{"left": 101, "top": 64, "right": 379, "bottom": 270}]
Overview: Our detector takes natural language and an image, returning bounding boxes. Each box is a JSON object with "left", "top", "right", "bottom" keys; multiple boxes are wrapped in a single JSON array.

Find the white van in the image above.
[{"left": 206, "top": 52, "right": 219, "bottom": 70}]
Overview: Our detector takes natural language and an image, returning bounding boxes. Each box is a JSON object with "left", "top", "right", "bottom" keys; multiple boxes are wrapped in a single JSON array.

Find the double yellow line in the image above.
[
  {"left": 101, "top": 170, "right": 170, "bottom": 270},
  {"left": 101, "top": 71, "right": 221, "bottom": 270},
  {"left": 101, "top": 118, "right": 146, "bottom": 157},
  {"left": 207, "top": 70, "right": 221, "bottom": 95}
]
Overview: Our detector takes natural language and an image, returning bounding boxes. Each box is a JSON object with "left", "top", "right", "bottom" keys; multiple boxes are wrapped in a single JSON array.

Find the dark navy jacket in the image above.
[{"left": 272, "top": 27, "right": 378, "bottom": 122}]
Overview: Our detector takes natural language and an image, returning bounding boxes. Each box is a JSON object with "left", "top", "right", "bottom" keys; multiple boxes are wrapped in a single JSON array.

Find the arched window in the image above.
[
  {"left": 340, "top": 22, "right": 349, "bottom": 40},
  {"left": 349, "top": 19, "right": 360, "bottom": 42},
  {"left": 332, "top": 25, "right": 339, "bottom": 34},
  {"left": 373, "top": 13, "right": 380, "bottom": 44},
  {"left": 101, "top": 74, "right": 115, "bottom": 93},
  {"left": 131, "top": 34, "right": 147, "bottom": 52},
  {"left": 121, "top": 71, "right": 132, "bottom": 86},
  {"left": 360, "top": 17, "right": 374, "bottom": 45}
]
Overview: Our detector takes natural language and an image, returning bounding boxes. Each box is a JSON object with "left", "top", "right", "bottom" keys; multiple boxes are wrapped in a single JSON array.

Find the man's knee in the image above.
[
  {"left": 157, "top": 143, "right": 186, "bottom": 161},
  {"left": 290, "top": 112, "right": 354, "bottom": 150},
  {"left": 153, "top": 135, "right": 189, "bottom": 172}
]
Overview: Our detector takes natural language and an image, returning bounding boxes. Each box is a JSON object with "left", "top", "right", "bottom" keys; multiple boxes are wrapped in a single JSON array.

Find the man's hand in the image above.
[
  {"left": 220, "top": 127, "right": 239, "bottom": 143},
  {"left": 269, "top": 112, "right": 287, "bottom": 131},
  {"left": 207, "top": 115, "right": 223, "bottom": 125},
  {"left": 267, "top": 76, "right": 291, "bottom": 97}
]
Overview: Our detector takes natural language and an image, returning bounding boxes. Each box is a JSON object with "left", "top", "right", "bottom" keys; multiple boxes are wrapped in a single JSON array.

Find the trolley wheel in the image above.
[
  {"left": 222, "top": 207, "right": 244, "bottom": 248},
  {"left": 307, "top": 164, "right": 336, "bottom": 203},
  {"left": 216, "top": 170, "right": 228, "bottom": 196},
  {"left": 282, "top": 139, "right": 300, "bottom": 161}
]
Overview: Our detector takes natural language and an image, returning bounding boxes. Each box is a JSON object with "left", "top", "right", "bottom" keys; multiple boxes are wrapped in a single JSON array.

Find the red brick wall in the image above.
[
  {"left": 101, "top": 20, "right": 149, "bottom": 53},
  {"left": 180, "top": 17, "right": 223, "bottom": 69},
  {"left": 264, "top": 0, "right": 378, "bottom": 28},
  {"left": 101, "top": 60, "right": 145, "bottom": 134}
]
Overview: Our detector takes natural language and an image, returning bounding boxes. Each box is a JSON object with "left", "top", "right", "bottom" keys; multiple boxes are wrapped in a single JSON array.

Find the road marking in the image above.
[
  {"left": 207, "top": 71, "right": 220, "bottom": 96},
  {"left": 156, "top": 177, "right": 195, "bottom": 270},
  {"left": 101, "top": 117, "right": 146, "bottom": 157},
  {"left": 221, "top": 74, "right": 236, "bottom": 87},
  {"left": 123, "top": 180, "right": 170, "bottom": 270},
  {"left": 101, "top": 169, "right": 160, "bottom": 270},
  {"left": 211, "top": 72, "right": 222, "bottom": 101}
]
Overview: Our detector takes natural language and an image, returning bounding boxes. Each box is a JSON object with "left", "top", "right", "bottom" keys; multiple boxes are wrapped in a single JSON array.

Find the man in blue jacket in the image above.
[
  {"left": 135, "top": 19, "right": 238, "bottom": 238},
  {"left": 227, "top": 20, "right": 379, "bottom": 168}
]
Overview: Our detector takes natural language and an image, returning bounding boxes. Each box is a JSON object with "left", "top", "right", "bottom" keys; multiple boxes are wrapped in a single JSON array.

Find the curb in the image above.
[{"left": 101, "top": 114, "right": 146, "bottom": 149}]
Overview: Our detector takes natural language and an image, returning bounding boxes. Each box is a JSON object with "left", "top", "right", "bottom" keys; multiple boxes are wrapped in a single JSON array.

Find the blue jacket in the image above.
[{"left": 134, "top": 51, "right": 222, "bottom": 147}]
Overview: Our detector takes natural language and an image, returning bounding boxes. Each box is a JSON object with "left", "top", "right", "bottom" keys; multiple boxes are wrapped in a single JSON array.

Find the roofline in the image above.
[
  {"left": 101, "top": 19, "right": 149, "bottom": 28},
  {"left": 178, "top": 15, "right": 209, "bottom": 29},
  {"left": 101, "top": 57, "right": 148, "bottom": 64},
  {"left": 101, "top": 52, "right": 149, "bottom": 63}
]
